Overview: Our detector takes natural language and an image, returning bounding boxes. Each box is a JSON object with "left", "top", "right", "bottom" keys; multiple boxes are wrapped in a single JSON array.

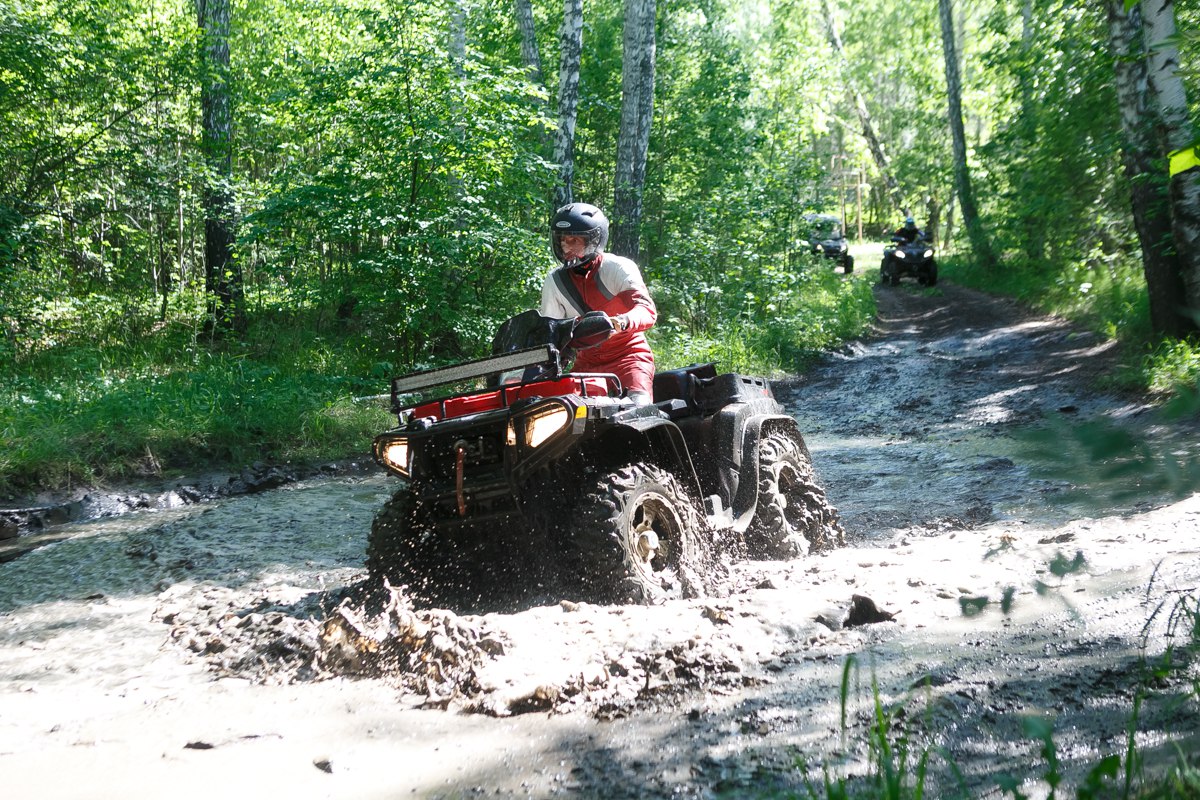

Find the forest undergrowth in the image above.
[{"left": 0, "top": 256, "right": 873, "bottom": 497}]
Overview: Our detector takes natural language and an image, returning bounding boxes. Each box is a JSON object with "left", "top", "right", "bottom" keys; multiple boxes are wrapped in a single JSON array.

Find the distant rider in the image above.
[
  {"left": 539, "top": 202, "right": 657, "bottom": 405},
  {"left": 892, "top": 216, "right": 924, "bottom": 243}
]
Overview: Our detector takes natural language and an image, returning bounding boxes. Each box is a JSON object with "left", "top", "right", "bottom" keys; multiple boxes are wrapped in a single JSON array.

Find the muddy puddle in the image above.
[{"left": 2, "top": 283, "right": 1199, "bottom": 799}]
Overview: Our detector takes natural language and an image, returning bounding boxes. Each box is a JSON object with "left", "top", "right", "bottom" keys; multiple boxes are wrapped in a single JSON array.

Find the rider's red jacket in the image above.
[{"left": 539, "top": 252, "right": 657, "bottom": 397}]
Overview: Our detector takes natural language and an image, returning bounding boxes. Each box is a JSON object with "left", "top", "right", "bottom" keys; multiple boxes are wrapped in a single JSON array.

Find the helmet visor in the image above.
[{"left": 552, "top": 228, "right": 604, "bottom": 267}]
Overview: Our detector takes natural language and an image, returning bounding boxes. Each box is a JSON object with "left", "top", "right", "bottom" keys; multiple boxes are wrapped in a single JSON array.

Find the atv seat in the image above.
[{"left": 653, "top": 363, "right": 718, "bottom": 405}]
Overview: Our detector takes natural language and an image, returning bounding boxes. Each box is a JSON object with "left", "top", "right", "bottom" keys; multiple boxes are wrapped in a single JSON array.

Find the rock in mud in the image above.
[{"left": 843, "top": 594, "right": 897, "bottom": 627}]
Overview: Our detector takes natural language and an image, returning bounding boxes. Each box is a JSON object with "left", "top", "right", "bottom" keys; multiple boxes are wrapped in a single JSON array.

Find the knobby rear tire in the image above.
[{"left": 746, "top": 431, "right": 845, "bottom": 558}]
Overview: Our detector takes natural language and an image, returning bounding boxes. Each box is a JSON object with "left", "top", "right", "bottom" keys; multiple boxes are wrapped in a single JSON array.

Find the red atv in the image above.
[{"left": 369, "top": 310, "right": 843, "bottom": 609}]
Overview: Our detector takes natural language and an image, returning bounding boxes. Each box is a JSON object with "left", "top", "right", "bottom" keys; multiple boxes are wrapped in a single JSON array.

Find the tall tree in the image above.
[
  {"left": 1107, "top": 0, "right": 1191, "bottom": 336},
  {"left": 819, "top": 0, "right": 902, "bottom": 214},
  {"left": 610, "top": 0, "right": 655, "bottom": 259},
  {"left": 197, "top": 0, "right": 242, "bottom": 333},
  {"left": 553, "top": 0, "right": 583, "bottom": 209},
  {"left": 1141, "top": 0, "right": 1200, "bottom": 325},
  {"left": 514, "top": 0, "right": 544, "bottom": 85},
  {"left": 937, "top": 0, "right": 996, "bottom": 270}
]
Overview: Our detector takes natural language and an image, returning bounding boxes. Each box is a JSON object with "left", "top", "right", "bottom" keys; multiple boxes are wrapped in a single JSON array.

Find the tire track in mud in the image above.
[{"left": 778, "top": 283, "right": 1169, "bottom": 537}]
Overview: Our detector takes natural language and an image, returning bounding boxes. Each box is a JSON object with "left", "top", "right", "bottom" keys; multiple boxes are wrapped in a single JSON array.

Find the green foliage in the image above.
[
  {"left": 842, "top": 0, "right": 951, "bottom": 222},
  {"left": 996, "top": 716, "right": 1061, "bottom": 800},
  {"left": 0, "top": 0, "right": 1194, "bottom": 488},
  {"left": 1142, "top": 340, "right": 1200, "bottom": 398},
  {"left": 654, "top": 262, "right": 874, "bottom": 375},
  {"left": 972, "top": 1, "right": 1124, "bottom": 268},
  {"left": 791, "top": 654, "right": 957, "bottom": 800},
  {"left": 0, "top": 292, "right": 391, "bottom": 492},
  {"left": 235, "top": 0, "right": 556, "bottom": 364}
]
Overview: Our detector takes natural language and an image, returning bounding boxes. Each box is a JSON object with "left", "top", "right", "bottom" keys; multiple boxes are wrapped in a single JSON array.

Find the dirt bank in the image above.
[{"left": 1, "top": 282, "right": 1198, "bottom": 799}]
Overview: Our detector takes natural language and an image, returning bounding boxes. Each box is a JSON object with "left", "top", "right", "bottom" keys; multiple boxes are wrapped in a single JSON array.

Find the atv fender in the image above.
[
  {"left": 607, "top": 410, "right": 706, "bottom": 501},
  {"left": 728, "top": 414, "right": 810, "bottom": 533}
]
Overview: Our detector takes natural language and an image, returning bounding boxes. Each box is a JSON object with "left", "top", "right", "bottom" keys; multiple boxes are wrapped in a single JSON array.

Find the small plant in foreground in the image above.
[{"left": 794, "top": 654, "right": 963, "bottom": 800}]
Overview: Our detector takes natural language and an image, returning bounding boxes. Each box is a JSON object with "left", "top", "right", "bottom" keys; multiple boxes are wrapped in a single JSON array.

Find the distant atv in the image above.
[
  {"left": 368, "top": 310, "right": 844, "bottom": 609},
  {"left": 880, "top": 235, "right": 937, "bottom": 287},
  {"left": 800, "top": 213, "right": 854, "bottom": 273}
]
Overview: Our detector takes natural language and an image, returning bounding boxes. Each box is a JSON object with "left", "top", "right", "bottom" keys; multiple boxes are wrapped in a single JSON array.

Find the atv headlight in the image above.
[
  {"left": 894, "top": 250, "right": 907, "bottom": 259},
  {"left": 375, "top": 436, "right": 410, "bottom": 477},
  {"left": 923, "top": 249, "right": 933, "bottom": 258},
  {"left": 815, "top": 243, "right": 825, "bottom": 253},
  {"left": 524, "top": 404, "right": 570, "bottom": 448}
]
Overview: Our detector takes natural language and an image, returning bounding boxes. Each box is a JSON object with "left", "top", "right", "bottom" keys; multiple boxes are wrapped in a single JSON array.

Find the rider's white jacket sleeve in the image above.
[
  {"left": 538, "top": 254, "right": 656, "bottom": 332},
  {"left": 595, "top": 255, "right": 656, "bottom": 332}
]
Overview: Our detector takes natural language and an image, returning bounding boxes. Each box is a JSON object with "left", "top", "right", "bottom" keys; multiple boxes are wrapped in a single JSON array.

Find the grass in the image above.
[
  {"left": 792, "top": 654, "right": 950, "bottom": 800},
  {"left": 0, "top": 297, "right": 395, "bottom": 494}
]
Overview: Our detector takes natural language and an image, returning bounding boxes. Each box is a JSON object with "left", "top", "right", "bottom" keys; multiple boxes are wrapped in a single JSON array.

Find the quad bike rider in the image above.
[
  {"left": 366, "top": 216, "right": 845, "bottom": 611},
  {"left": 880, "top": 216, "right": 937, "bottom": 286},
  {"left": 799, "top": 213, "right": 854, "bottom": 273},
  {"left": 540, "top": 202, "right": 656, "bottom": 404}
]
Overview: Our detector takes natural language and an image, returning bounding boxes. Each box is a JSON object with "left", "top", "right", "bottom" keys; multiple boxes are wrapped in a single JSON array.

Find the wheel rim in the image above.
[
  {"left": 776, "top": 463, "right": 809, "bottom": 531},
  {"left": 628, "top": 492, "right": 682, "bottom": 578}
]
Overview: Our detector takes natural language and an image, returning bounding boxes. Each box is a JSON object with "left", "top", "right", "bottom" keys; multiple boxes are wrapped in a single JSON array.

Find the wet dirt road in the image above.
[{"left": 2, "top": 282, "right": 1199, "bottom": 799}]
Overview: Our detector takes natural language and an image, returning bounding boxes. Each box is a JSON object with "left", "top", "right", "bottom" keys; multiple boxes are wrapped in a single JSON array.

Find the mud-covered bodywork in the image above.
[{"left": 368, "top": 311, "right": 843, "bottom": 608}]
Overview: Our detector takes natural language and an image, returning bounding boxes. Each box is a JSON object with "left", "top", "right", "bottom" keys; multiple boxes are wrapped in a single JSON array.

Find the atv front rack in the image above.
[
  {"left": 389, "top": 343, "right": 623, "bottom": 422},
  {"left": 403, "top": 374, "right": 618, "bottom": 422},
  {"left": 391, "top": 345, "right": 560, "bottom": 402}
]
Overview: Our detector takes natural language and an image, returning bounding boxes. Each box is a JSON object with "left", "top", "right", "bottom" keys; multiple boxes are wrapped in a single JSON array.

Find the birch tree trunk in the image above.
[
  {"left": 450, "top": 0, "right": 466, "bottom": 69},
  {"left": 1107, "top": 0, "right": 1191, "bottom": 337},
  {"left": 445, "top": 0, "right": 468, "bottom": 244},
  {"left": 197, "top": 0, "right": 243, "bottom": 333},
  {"left": 610, "top": 0, "right": 655, "bottom": 260},
  {"left": 818, "top": 0, "right": 902, "bottom": 214},
  {"left": 937, "top": 0, "right": 996, "bottom": 270},
  {"left": 514, "top": 0, "right": 544, "bottom": 85},
  {"left": 553, "top": 0, "right": 583, "bottom": 209},
  {"left": 1141, "top": 0, "right": 1200, "bottom": 326}
]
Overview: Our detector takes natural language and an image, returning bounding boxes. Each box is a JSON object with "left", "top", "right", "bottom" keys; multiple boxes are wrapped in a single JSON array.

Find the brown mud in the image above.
[{"left": 2, "top": 282, "right": 1199, "bottom": 799}]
